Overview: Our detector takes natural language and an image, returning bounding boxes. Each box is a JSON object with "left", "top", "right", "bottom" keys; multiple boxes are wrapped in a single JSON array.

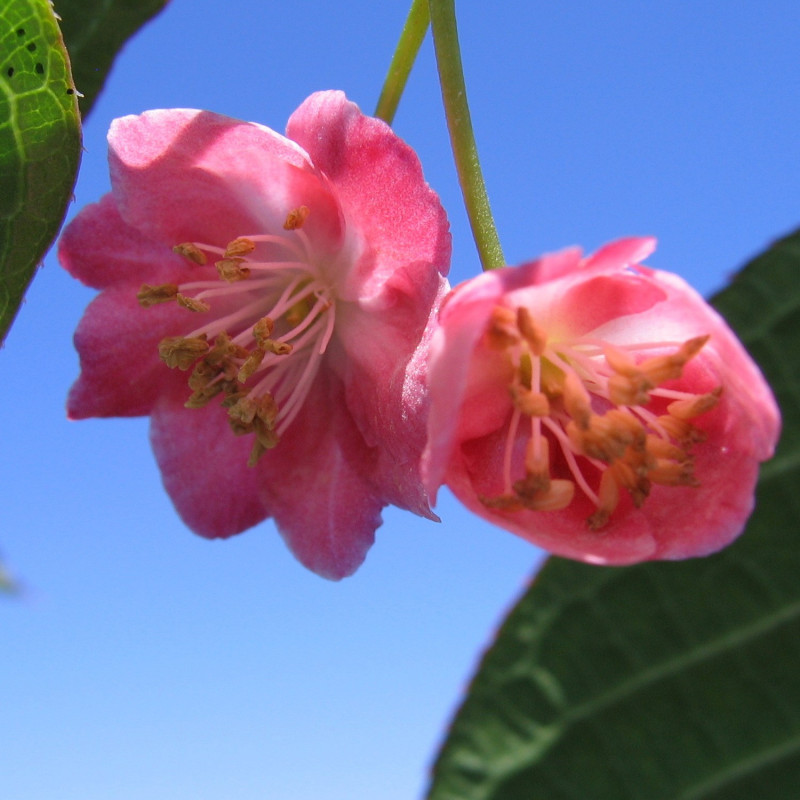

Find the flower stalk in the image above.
[
  {"left": 375, "top": 0, "right": 430, "bottom": 124},
  {"left": 429, "top": 0, "right": 505, "bottom": 271}
]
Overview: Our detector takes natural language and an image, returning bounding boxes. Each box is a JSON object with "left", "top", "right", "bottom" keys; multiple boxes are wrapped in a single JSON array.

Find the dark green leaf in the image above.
[
  {"left": 55, "top": 0, "right": 170, "bottom": 117},
  {"left": 0, "top": 0, "right": 81, "bottom": 342},
  {"left": 427, "top": 231, "right": 800, "bottom": 800}
]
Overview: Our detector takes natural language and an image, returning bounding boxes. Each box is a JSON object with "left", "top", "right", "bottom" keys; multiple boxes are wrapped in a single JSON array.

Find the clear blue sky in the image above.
[{"left": 2, "top": 2, "right": 799, "bottom": 798}]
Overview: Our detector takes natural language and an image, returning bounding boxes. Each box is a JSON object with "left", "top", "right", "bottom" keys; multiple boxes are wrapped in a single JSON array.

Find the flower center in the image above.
[
  {"left": 481, "top": 305, "right": 721, "bottom": 528},
  {"left": 137, "top": 206, "right": 336, "bottom": 466}
]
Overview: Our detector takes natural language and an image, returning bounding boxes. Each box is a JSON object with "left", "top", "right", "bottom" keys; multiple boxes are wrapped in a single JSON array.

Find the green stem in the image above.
[
  {"left": 429, "top": 0, "right": 505, "bottom": 270},
  {"left": 374, "top": 0, "right": 430, "bottom": 124}
]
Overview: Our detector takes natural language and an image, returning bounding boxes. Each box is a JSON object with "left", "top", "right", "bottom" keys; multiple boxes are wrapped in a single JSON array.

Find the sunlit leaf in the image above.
[
  {"left": 56, "top": 0, "right": 170, "bottom": 117},
  {"left": 0, "top": 0, "right": 81, "bottom": 343},
  {"left": 427, "top": 231, "right": 800, "bottom": 800}
]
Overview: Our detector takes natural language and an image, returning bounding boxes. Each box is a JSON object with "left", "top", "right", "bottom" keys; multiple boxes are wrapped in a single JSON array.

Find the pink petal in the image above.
[
  {"left": 68, "top": 286, "right": 189, "bottom": 418},
  {"left": 149, "top": 386, "right": 272, "bottom": 539},
  {"left": 260, "top": 375, "right": 384, "bottom": 580},
  {"left": 286, "top": 91, "right": 451, "bottom": 301},
  {"left": 59, "top": 195, "right": 187, "bottom": 290},
  {"left": 333, "top": 266, "right": 449, "bottom": 517},
  {"left": 109, "top": 109, "right": 344, "bottom": 254}
]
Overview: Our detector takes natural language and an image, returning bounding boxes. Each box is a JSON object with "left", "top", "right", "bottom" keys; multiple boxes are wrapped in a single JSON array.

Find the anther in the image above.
[
  {"left": 563, "top": 372, "right": 593, "bottom": 429},
  {"left": 215, "top": 258, "right": 251, "bottom": 282},
  {"left": 639, "top": 335, "right": 709, "bottom": 385},
  {"left": 587, "top": 469, "right": 620, "bottom": 530},
  {"left": 283, "top": 205, "right": 310, "bottom": 230},
  {"left": 158, "top": 335, "right": 209, "bottom": 370},
  {"left": 511, "top": 385, "right": 550, "bottom": 417},
  {"left": 224, "top": 237, "right": 256, "bottom": 257},
  {"left": 485, "top": 306, "right": 520, "bottom": 350},
  {"left": 176, "top": 293, "right": 210, "bottom": 313},
  {"left": 649, "top": 458, "right": 699, "bottom": 487},
  {"left": 238, "top": 348, "right": 266, "bottom": 383},
  {"left": 137, "top": 283, "right": 178, "bottom": 307},
  {"left": 516, "top": 308, "right": 548, "bottom": 355},
  {"left": 667, "top": 386, "right": 722, "bottom": 420},
  {"left": 173, "top": 242, "right": 207, "bottom": 265},
  {"left": 607, "top": 372, "right": 653, "bottom": 406},
  {"left": 253, "top": 317, "right": 275, "bottom": 344}
]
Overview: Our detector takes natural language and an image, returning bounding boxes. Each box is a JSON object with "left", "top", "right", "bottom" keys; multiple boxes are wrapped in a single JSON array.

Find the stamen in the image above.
[
  {"left": 141, "top": 222, "right": 339, "bottom": 467},
  {"left": 224, "top": 238, "right": 256, "bottom": 257},
  {"left": 176, "top": 294, "right": 210, "bottom": 313},
  {"left": 158, "top": 335, "right": 209, "bottom": 370},
  {"left": 667, "top": 387, "right": 722, "bottom": 420},
  {"left": 138, "top": 284, "right": 178, "bottom": 307},
  {"left": 477, "top": 303, "right": 720, "bottom": 529},
  {"left": 284, "top": 205, "right": 310, "bottom": 230},
  {"left": 173, "top": 243, "right": 208, "bottom": 265},
  {"left": 516, "top": 308, "right": 547, "bottom": 355},
  {"left": 215, "top": 258, "right": 251, "bottom": 282}
]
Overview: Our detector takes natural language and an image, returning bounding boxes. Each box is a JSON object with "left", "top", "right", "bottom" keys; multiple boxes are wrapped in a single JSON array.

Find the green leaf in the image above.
[
  {"left": 0, "top": 0, "right": 81, "bottom": 342},
  {"left": 427, "top": 231, "right": 800, "bottom": 800},
  {"left": 55, "top": 0, "right": 170, "bottom": 117}
]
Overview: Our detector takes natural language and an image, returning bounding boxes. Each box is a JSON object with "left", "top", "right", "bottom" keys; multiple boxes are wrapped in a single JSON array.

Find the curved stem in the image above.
[
  {"left": 374, "top": 0, "right": 430, "bottom": 125},
  {"left": 429, "top": 0, "right": 505, "bottom": 270}
]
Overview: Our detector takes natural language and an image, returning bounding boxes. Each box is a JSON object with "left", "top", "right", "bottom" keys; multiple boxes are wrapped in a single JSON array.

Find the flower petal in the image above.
[
  {"left": 68, "top": 286, "right": 189, "bottom": 418},
  {"left": 149, "top": 386, "right": 272, "bottom": 539},
  {"left": 286, "top": 91, "right": 451, "bottom": 300},
  {"left": 59, "top": 195, "right": 186, "bottom": 290},
  {"left": 109, "top": 108, "right": 344, "bottom": 253},
  {"left": 263, "top": 374, "right": 384, "bottom": 580}
]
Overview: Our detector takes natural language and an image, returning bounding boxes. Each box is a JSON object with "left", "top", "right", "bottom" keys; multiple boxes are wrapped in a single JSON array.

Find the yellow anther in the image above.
[
  {"left": 649, "top": 458, "right": 699, "bottom": 487},
  {"left": 238, "top": 348, "right": 266, "bottom": 383},
  {"left": 516, "top": 307, "right": 548, "bottom": 356},
  {"left": 645, "top": 434, "right": 688, "bottom": 462},
  {"left": 264, "top": 340, "right": 293, "bottom": 356},
  {"left": 485, "top": 306, "right": 520, "bottom": 350},
  {"left": 667, "top": 386, "right": 722, "bottom": 420},
  {"left": 176, "top": 293, "right": 210, "bottom": 313},
  {"left": 224, "top": 237, "right": 256, "bottom": 257},
  {"left": 607, "top": 372, "right": 653, "bottom": 406},
  {"left": 522, "top": 479, "right": 575, "bottom": 511},
  {"left": 587, "top": 469, "right": 621, "bottom": 530},
  {"left": 158, "top": 335, "right": 209, "bottom": 370},
  {"left": 604, "top": 409, "right": 647, "bottom": 448},
  {"left": 563, "top": 372, "right": 593, "bottom": 429},
  {"left": 603, "top": 344, "right": 639, "bottom": 377},
  {"left": 172, "top": 242, "right": 207, "bottom": 265},
  {"left": 610, "top": 458, "right": 650, "bottom": 507},
  {"left": 137, "top": 283, "right": 179, "bottom": 307},
  {"left": 656, "top": 413, "right": 707, "bottom": 445},
  {"left": 284, "top": 205, "right": 310, "bottom": 230},
  {"left": 215, "top": 258, "right": 251, "bottom": 282},
  {"left": 639, "top": 335, "right": 709, "bottom": 385},
  {"left": 511, "top": 385, "right": 550, "bottom": 417},
  {"left": 253, "top": 317, "right": 275, "bottom": 345}
]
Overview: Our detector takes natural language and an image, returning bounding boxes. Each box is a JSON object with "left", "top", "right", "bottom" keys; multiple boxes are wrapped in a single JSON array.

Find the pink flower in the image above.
[
  {"left": 424, "top": 238, "right": 779, "bottom": 565},
  {"left": 59, "top": 91, "right": 451, "bottom": 579}
]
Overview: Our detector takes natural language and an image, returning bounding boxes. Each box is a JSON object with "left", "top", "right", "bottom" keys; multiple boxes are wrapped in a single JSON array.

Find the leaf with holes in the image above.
[
  {"left": 0, "top": 0, "right": 81, "bottom": 343},
  {"left": 56, "top": 0, "right": 170, "bottom": 117},
  {"left": 426, "top": 230, "right": 800, "bottom": 800}
]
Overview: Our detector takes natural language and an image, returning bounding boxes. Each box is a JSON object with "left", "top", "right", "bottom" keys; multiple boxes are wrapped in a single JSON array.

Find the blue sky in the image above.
[{"left": 2, "top": 2, "right": 799, "bottom": 798}]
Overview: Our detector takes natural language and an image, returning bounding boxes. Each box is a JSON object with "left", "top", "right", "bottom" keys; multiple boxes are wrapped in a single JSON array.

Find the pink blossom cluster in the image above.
[{"left": 60, "top": 91, "right": 780, "bottom": 578}]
